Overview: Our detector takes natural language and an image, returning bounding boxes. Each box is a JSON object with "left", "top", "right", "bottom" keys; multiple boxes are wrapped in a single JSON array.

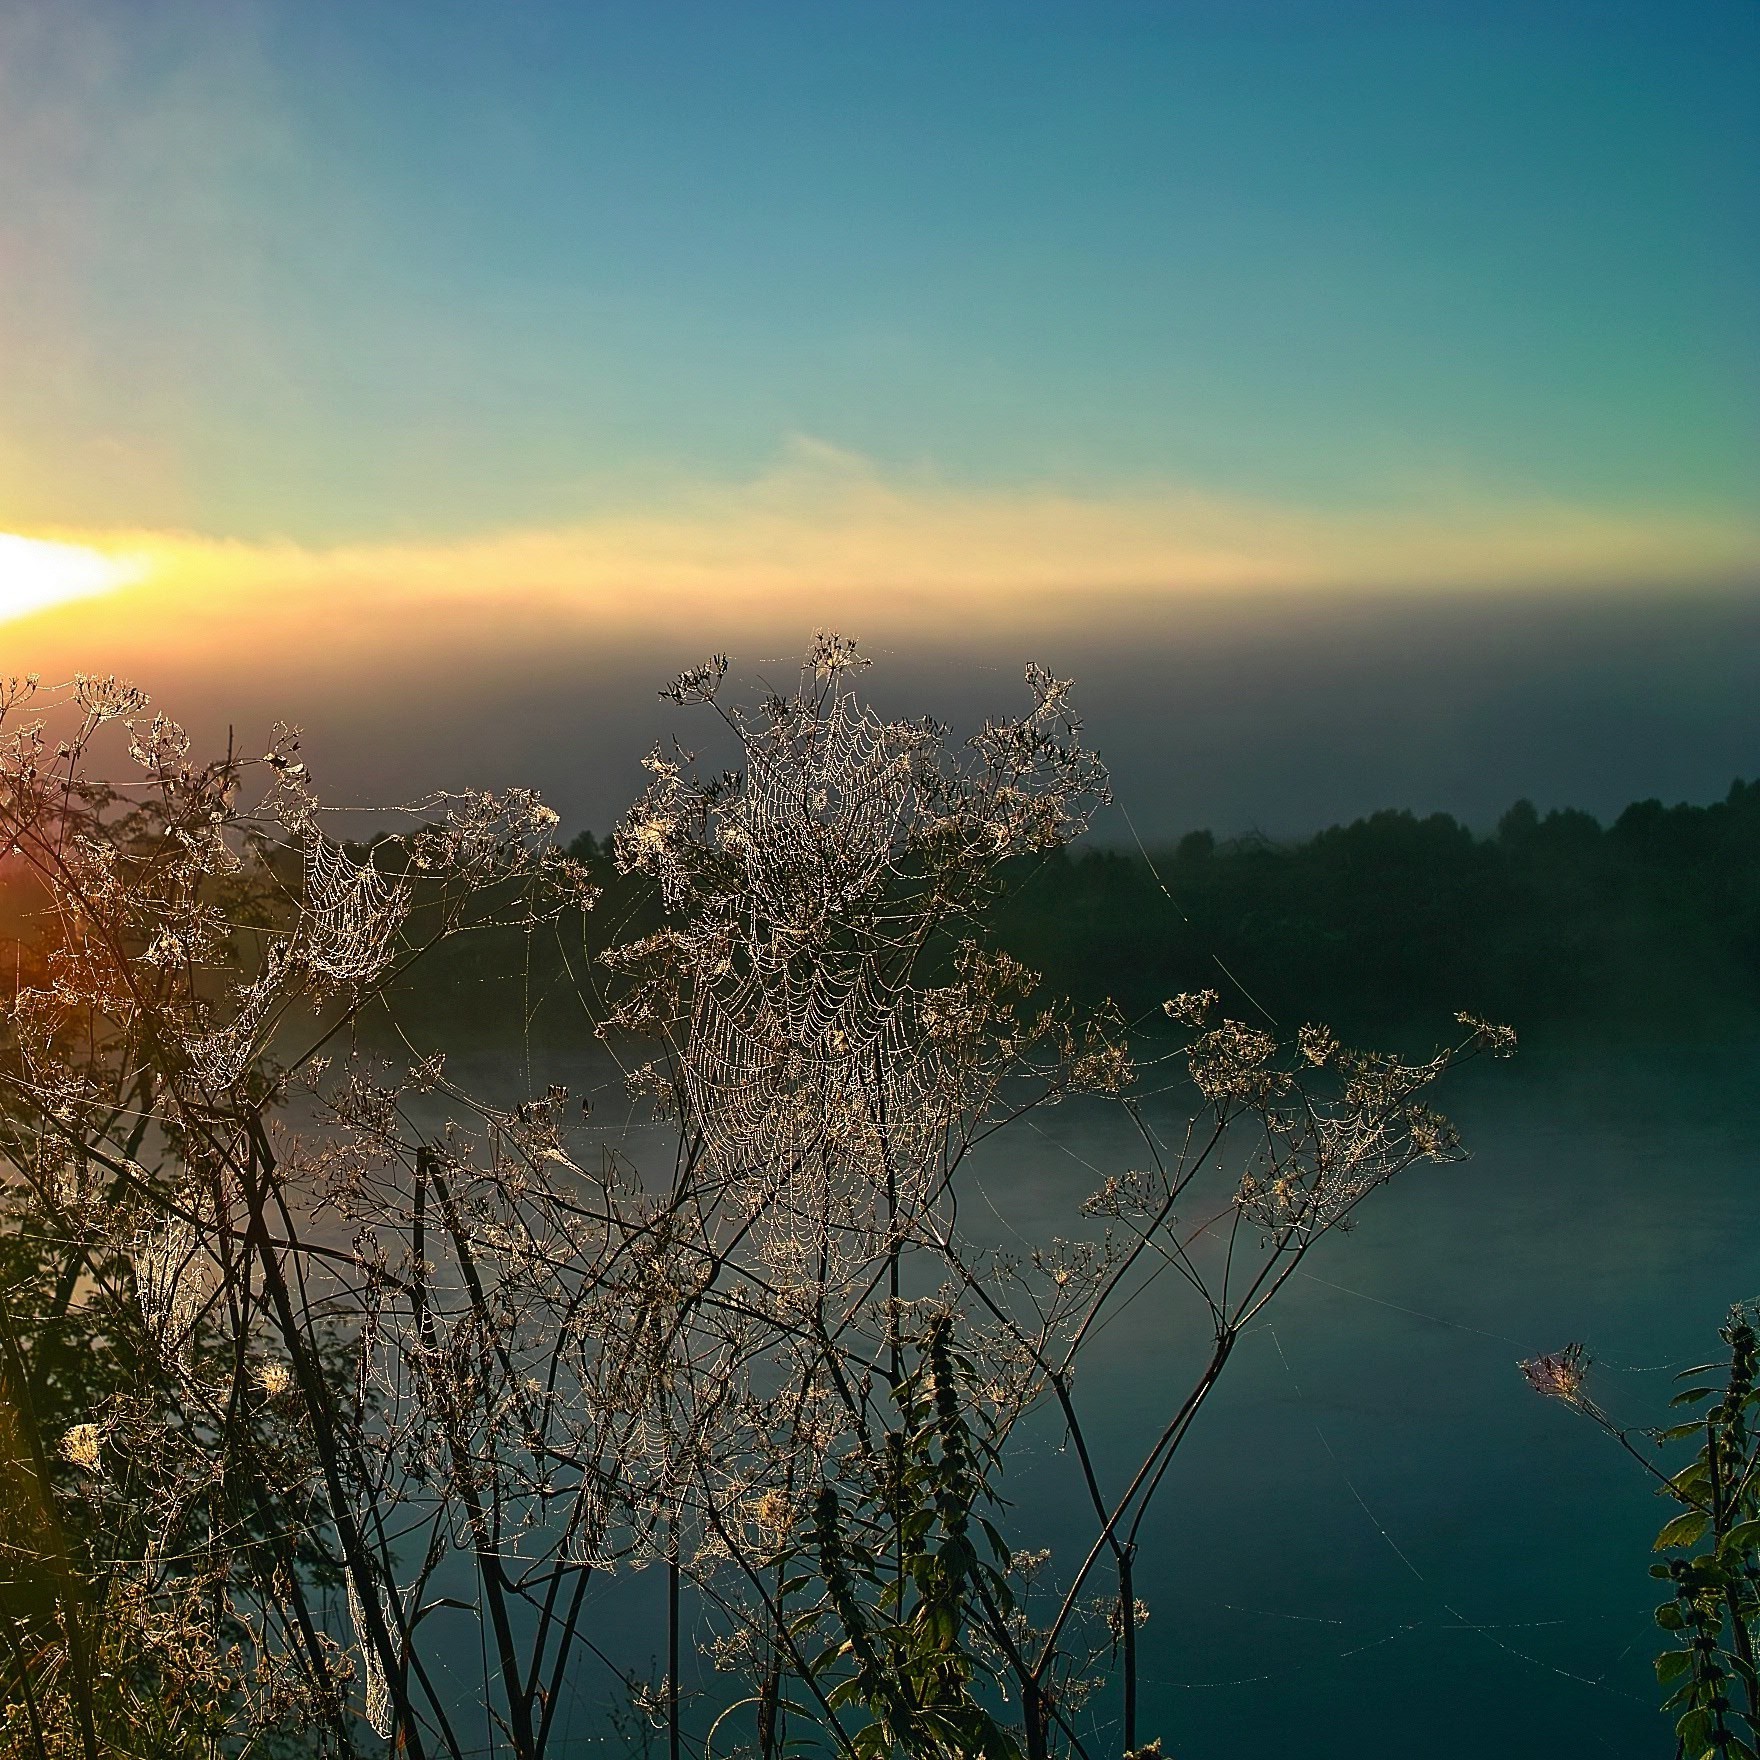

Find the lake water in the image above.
[
  {"left": 984, "top": 1033, "right": 1760, "bottom": 1760},
  {"left": 427, "top": 1030, "right": 1760, "bottom": 1757}
]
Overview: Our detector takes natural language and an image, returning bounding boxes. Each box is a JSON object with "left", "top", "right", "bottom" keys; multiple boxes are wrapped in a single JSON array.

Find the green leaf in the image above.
[
  {"left": 1722, "top": 1520, "right": 1760, "bottom": 1555},
  {"left": 1656, "top": 1649, "right": 1693, "bottom": 1685},
  {"left": 939, "top": 1535, "right": 977, "bottom": 1578},
  {"left": 1659, "top": 1422, "right": 1710, "bottom": 1442},
  {"left": 978, "top": 1516, "right": 1011, "bottom": 1563},
  {"left": 1672, "top": 1388, "right": 1717, "bottom": 1407},
  {"left": 1656, "top": 1602, "right": 1686, "bottom": 1630},
  {"left": 1677, "top": 1706, "right": 1715, "bottom": 1755},
  {"left": 1656, "top": 1511, "right": 1712, "bottom": 1551},
  {"left": 978, "top": 1563, "right": 1017, "bottom": 1615}
]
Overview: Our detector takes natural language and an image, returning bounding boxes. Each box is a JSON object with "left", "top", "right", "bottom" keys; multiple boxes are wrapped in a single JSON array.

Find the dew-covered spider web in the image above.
[
  {"left": 686, "top": 956, "right": 948, "bottom": 1269},
  {"left": 303, "top": 832, "right": 411, "bottom": 987}
]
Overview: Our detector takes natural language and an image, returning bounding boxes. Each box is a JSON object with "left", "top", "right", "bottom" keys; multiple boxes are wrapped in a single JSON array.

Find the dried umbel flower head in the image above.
[
  {"left": 1080, "top": 1167, "right": 1166, "bottom": 1220},
  {"left": 73, "top": 673, "right": 149, "bottom": 723},
  {"left": 662, "top": 653, "right": 731, "bottom": 703},
  {"left": 254, "top": 1360, "right": 294, "bottom": 1398},
  {"left": 808, "top": 629, "right": 869, "bottom": 678},
  {"left": 1520, "top": 1343, "right": 1590, "bottom": 1405},
  {"left": 1187, "top": 1018, "right": 1287, "bottom": 1106},
  {"left": 1456, "top": 1013, "right": 1518, "bottom": 1058},
  {"left": 59, "top": 1422, "right": 104, "bottom": 1471},
  {"left": 1163, "top": 989, "right": 1218, "bottom": 1028}
]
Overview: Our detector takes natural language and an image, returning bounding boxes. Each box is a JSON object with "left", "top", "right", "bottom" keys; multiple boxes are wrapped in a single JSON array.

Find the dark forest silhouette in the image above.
[{"left": 543, "top": 780, "right": 1760, "bottom": 1045}]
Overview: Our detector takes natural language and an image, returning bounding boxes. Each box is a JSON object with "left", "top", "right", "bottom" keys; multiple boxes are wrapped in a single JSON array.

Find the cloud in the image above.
[
  {"left": 4, "top": 442, "right": 1757, "bottom": 675},
  {"left": 3, "top": 445, "right": 1758, "bottom": 848}
]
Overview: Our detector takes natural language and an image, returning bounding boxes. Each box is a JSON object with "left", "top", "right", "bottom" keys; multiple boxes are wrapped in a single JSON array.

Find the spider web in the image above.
[
  {"left": 303, "top": 834, "right": 410, "bottom": 988},
  {"left": 729, "top": 686, "right": 915, "bottom": 928},
  {"left": 686, "top": 958, "right": 947, "bottom": 1260},
  {"left": 134, "top": 1210, "right": 217, "bottom": 1364},
  {"left": 186, "top": 941, "right": 292, "bottom": 1089},
  {"left": 677, "top": 681, "right": 950, "bottom": 1277}
]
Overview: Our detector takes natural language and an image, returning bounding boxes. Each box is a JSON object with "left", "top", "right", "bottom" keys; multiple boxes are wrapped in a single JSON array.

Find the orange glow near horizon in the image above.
[{"left": 4, "top": 453, "right": 1758, "bottom": 684}]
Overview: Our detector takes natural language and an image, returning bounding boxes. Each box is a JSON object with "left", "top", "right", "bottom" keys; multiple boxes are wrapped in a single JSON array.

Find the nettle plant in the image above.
[
  {"left": 0, "top": 642, "right": 1510, "bottom": 1760},
  {"left": 1525, "top": 1314, "right": 1760, "bottom": 1760}
]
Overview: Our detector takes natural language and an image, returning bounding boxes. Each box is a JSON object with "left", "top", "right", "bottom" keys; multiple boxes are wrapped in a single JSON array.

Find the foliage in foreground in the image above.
[{"left": 0, "top": 648, "right": 1510, "bottom": 1759}]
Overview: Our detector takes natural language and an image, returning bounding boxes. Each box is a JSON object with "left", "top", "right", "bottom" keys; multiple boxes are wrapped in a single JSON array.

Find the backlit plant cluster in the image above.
[{"left": 0, "top": 643, "right": 1506, "bottom": 1760}]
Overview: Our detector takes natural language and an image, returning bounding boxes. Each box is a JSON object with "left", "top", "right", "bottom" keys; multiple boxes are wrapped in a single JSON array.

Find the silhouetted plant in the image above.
[
  {"left": 0, "top": 672, "right": 594, "bottom": 1754},
  {"left": 593, "top": 641, "right": 1508, "bottom": 1759}
]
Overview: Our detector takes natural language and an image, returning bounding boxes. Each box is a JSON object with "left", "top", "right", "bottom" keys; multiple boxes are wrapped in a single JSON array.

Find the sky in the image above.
[{"left": 1, "top": 0, "right": 1756, "bottom": 838}]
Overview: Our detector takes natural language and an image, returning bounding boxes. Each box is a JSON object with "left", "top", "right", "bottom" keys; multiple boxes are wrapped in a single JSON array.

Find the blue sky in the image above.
[
  {"left": 2, "top": 0, "right": 1754, "bottom": 539},
  {"left": 1, "top": 0, "right": 1756, "bottom": 834}
]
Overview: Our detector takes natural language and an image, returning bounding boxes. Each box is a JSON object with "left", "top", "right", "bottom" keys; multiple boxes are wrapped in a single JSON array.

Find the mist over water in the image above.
[
  {"left": 434, "top": 1034, "right": 1759, "bottom": 1757},
  {"left": 997, "top": 1039, "right": 1760, "bottom": 1758},
  {"left": 37, "top": 581, "right": 1756, "bottom": 843}
]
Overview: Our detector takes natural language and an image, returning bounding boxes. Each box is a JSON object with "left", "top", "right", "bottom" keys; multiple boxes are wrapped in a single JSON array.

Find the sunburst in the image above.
[{"left": 0, "top": 532, "right": 148, "bottom": 625}]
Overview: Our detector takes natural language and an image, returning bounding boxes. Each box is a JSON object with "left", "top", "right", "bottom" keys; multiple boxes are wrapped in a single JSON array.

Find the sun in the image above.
[{"left": 0, "top": 532, "right": 150, "bottom": 625}]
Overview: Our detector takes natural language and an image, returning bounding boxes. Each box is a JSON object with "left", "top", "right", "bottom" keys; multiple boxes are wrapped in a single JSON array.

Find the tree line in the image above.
[
  {"left": 541, "top": 780, "right": 1760, "bottom": 1046},
  {"left": 412, "top": 778, "right": 1760, "bottom": 1057},
  {"left": 978, "top": 781, "right": 1760, "bottom": 1039}
]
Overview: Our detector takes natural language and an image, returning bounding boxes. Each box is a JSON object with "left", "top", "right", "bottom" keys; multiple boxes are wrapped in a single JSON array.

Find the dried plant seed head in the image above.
[
  {"left": 59, "top": 1422, "right": 104, "bottom": 1472},
  {"left": 1164, "top": 989, "right": 1219, "bottom": 1027},
  {"left": 254, "top": 1360, "right": 294, "bottom": 1399},
  {"left": 1521, "top": 1344, "right": 1591, "bottom": 1405}
]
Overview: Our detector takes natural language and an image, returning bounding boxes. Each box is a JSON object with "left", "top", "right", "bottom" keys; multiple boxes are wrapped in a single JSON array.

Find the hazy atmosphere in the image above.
[
  {"left": 3, "top": 0, "right": 1757, "bottom": 836},
  {"left": 3, "top": 6, "right": 1758, "bottom": 1760}
]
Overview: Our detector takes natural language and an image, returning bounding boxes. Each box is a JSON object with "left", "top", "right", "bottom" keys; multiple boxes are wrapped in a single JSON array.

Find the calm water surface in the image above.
[
  {"left": 443, "top": 1033, "right": 1760, "bottom": 1757},
  {"left": 984, "top": 1035, "right": 1760, "bottom": 1759}
]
